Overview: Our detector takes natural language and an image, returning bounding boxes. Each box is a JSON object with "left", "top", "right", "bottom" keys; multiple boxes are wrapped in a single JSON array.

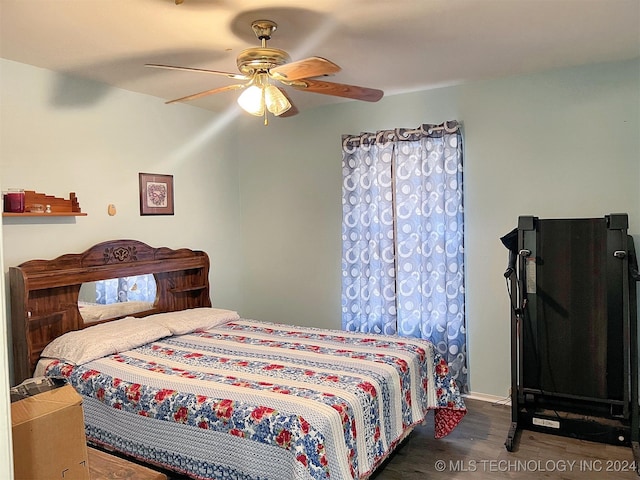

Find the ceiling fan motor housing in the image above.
[{"left": 237, "top": 48, "right": 291, "bottom": 75}]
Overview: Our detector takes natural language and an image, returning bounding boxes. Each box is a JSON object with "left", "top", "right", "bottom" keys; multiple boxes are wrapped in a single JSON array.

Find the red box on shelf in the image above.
[{"left": 3, "top": 188, "right": 25, "bottom": 213}]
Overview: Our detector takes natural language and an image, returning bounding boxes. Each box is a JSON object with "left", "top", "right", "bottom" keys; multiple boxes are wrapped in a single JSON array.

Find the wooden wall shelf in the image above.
[
  {"left": 3, "top": 212, "right": 87, "bottom": 217},
  {"left": 2, "top": 190, "right": 86, "bottom": 217}
]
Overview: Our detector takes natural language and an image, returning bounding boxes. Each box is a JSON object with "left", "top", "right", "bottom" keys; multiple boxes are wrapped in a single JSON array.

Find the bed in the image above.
[{"left": 10, "top": 239, "right": 466, "bottom": 480}]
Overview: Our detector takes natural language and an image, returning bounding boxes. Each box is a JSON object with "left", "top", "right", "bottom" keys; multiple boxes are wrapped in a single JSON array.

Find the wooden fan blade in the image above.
[
  {"left": 291, "top": 78, "right": 383, "bottom": 102},
  {"left": 146, "top": 64, "right": 248, "bottom": 80},
  {"left": 165, "top": 84, "right": 245, "bottom": 104},
  {"left": 270, "top": 57, "right": 341, "bottom": 81}
]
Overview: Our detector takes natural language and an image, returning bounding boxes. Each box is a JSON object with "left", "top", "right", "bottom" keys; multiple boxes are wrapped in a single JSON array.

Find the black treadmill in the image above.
[{"left": 502, "top": 214, "right": 640, "bottom": 472}]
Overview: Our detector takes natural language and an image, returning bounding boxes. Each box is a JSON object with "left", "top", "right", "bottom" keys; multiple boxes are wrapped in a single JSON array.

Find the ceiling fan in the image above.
[{"left": 145, "top": 20, "right": 384, "bottom": 124}]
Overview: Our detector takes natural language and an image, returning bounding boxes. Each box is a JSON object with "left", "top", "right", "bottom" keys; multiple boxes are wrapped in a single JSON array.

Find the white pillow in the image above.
[
  {"left": 145, "top": 307, "right": 239, "bottom": 335},
  {"left": 41, "top": 316, "right": 171, "bottom": 365}
]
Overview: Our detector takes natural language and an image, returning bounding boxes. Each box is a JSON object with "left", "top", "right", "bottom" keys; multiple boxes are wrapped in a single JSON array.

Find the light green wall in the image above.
[
  {"left": 1, "top": 57, "right": 639, "bottom": 410},
  {"left": 236, "top": 58, "right": 640, "bottom": 397},
  {"left": 0, "top": 59, "right": 243, "bottom": 312}
]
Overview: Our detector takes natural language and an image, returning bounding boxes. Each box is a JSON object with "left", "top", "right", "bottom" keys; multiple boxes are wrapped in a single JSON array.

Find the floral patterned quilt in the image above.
[{"left": 44, "top": 318, "right": 466, "bottom": 480}]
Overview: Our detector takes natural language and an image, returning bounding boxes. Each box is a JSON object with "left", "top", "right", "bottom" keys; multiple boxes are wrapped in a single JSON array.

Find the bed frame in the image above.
[{"left": 10, "top": 239, "right": 211, "bottom": 385}]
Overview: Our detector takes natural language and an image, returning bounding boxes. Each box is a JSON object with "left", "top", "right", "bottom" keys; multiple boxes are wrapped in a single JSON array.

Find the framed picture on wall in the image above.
[{"left": 139, "top": 173, "right": 174, "bottom": 215}]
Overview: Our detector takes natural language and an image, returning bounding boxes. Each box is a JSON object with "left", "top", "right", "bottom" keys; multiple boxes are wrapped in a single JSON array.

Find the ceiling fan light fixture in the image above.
[
  {"left": 237, "top": 85, "right": 265, "bottom": 116},
  {"left": 264, "top": 85, "right": 291, "bottom": 116}
]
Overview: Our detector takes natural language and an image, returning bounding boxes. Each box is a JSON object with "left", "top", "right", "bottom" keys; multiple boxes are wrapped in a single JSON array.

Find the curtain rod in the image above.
[{"left": 342, "top": 121, "right": 460, "bottom": 148}]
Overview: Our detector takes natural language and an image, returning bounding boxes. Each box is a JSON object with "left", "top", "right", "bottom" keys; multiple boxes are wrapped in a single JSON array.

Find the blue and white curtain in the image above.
[{"left": 341, "top": 121, "right": 466, "bottom": 390}]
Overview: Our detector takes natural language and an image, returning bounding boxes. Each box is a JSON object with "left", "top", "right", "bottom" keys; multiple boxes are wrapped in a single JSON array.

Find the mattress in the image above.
[{"left": 39, "top": 308, "right": 466, "bottom": 480}]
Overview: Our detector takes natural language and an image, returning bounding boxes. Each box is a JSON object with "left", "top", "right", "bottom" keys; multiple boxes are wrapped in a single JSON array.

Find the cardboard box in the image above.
[{"left": 11, "top": 384, "right": 89, "bottom": 480}]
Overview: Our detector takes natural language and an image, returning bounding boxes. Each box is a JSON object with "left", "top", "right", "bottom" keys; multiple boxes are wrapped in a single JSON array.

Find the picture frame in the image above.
[{"left": 138, "top": 173, "right": 174, "bottom": 216}]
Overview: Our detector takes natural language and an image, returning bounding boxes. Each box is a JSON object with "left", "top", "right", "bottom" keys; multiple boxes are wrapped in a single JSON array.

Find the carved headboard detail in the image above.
[
  {"left": 103, "top": 245, "right": 140, "bottom": 263},
  {"left": 10, "top": 239, "right": 211, "bottom": 385}
]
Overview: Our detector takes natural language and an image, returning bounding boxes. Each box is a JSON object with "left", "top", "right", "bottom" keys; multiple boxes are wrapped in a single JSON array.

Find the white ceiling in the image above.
[{"left": 1, "top": 0, "right": 639, "bottom": 114}]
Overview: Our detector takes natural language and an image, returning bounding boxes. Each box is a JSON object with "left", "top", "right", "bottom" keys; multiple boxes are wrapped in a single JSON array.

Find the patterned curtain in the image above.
[{"left": 341, "top": 121, "right": 466, "bottom": 390}]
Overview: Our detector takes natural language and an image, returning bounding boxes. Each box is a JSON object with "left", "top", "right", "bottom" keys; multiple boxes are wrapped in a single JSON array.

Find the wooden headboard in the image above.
[{"left": 9, "top": 239, "right": 211, "bottom": 385}]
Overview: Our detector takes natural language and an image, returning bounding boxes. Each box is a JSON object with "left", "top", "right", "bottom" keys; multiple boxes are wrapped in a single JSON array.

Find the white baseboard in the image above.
[{"left": 464, "top": 391, "right": 511, "bottom": 406}]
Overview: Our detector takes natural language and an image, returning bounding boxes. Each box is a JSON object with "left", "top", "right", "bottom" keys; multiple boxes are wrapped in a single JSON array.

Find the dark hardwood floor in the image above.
[{"left": 372, "top": 397, "right": 639, "bottom": 479}]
